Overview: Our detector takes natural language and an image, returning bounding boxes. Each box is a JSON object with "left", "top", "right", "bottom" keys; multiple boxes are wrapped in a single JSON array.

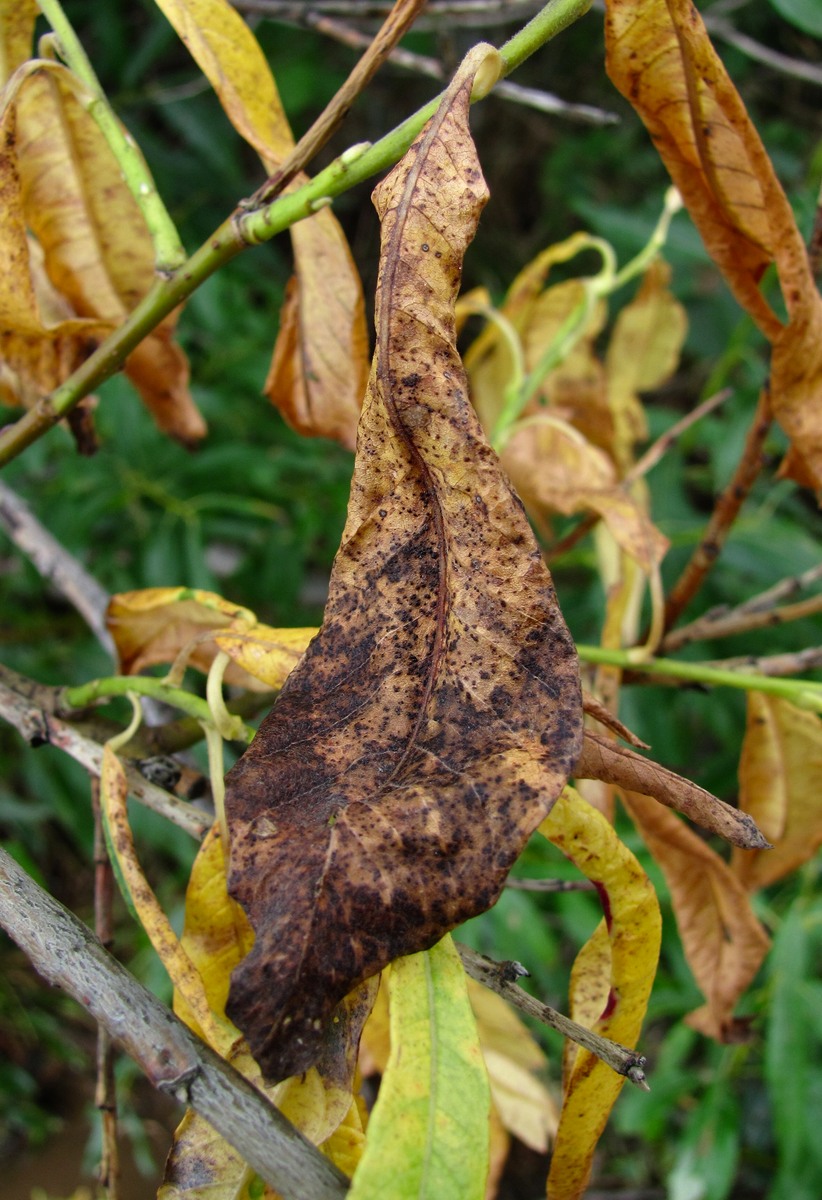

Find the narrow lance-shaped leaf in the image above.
[
  {"left": 224, "top": 46, "right": 582, "bottom": 1082},
  {"left": 621, "top": 790, "right": 770, "bottom": 1042},
  {"left": 604, "top": 0, "right": 822, "bottom": 487},
  {"left": 348, "top": 937, "right": 490, "bottom": 1200},
  {"left": 540, "top": 786, "right": 661, "bottom": 1200}
]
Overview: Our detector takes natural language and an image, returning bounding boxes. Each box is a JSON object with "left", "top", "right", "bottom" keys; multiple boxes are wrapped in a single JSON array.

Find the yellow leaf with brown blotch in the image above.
[
  {"left": 539, "top": 786, "right": 661, "bottom": 1200},
  {"left": 732, "top": 693, "right": 822, "bottom": 891},
  {"left": 563, "top": 918, "right": 611, "bottom": 1083},
  {"left": 224, "top": 46, "right": 582, "bottom": 1083},
  {"left": 604, "top": 0, "right": 822, "bottom": 488},
  {"left": 621, "top": 790, "right": 770, "bottom": 1042},
  {"left": 107, "top": 587, "right": 315, "bottom": 692},
  {"left": 154, "top": 0, "right": 369, "bottom": 447}
]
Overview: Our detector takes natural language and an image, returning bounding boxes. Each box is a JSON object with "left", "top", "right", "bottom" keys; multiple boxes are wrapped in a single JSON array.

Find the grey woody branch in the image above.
[{"left": 0, "top": 845, "right": 349, "bottom": 1200}]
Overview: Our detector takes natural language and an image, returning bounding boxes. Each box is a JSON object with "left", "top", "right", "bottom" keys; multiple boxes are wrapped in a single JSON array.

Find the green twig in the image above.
[
  {"left": 0, "top": 0, "right": 592, "bottom": 468},
  {"left": 37, "top": 0, "right": 186, "bottom": 270},
  {"left": 577, "top": 645, "right": 822, "bottom": 714},
  {"left": 61, "top": 675, "right": 255, "bottom": 741}
]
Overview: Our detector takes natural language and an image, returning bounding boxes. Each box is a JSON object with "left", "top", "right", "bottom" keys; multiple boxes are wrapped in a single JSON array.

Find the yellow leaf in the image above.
[
  {"left": 539, "top": 786, "right": 661, "bottom": 1200},
  {"left": 732, "top": 693, "right": 822, "bottom": 891},
  {"left": 107, "top": 587, "right": 315, "bottom": 691},
  {"left": 0, "top": 1, "right": 37, "bottom": 82},
  {"left": 563, "top": 918, "right": 611, "bottom": 1083},
  {"left": 348, "top": 936, "right": 491, "bottom": 1200},
  {"left": 468, "top": 980, "right": 557, "bottom": 1154},
  {"left": 622, "top": 790, "right": 769, "bottom": 1042},
  {"left": 155, "top": 0, "right": 369, "bottom": 448},
  {"left": 264, "top": 213, "right": 369, "bottom": 450},
  {"left": 605, "top": 259, "right": 687, "bottom": 472},
  {"left": 152, "top": 0, "right": 292, "bottom": 161}
]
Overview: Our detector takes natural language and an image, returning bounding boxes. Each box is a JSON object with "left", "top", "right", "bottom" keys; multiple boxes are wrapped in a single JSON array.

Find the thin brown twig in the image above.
[
  {"left": 504, "top": 876, "right": 597, "bottom": 892},
  {"left": 662, "top": 591, "right": 822, "bottom": 653},
  {"left": 305, "top": 12, "right": 617, "bottom": 123},
  {"left": 456, "top": 943, "right": 650, "bottom": 1090},
  {"left": 704, "top": 15, "right": 822, "bottom": 87},
  {"left": 236, "top": 0, "right": 546, "bottom": 29},
  {"left": 245, "top": 0, "right": 429, "bottom": 209},
  {"left": 92, "top": 778, "right": 120, "bottom": 1199},
  {"left": 0, "top": 480, "right": 114, "bottom": 656},
  {"left": 703, "top": 647, "right": 822, "bottom": 677},
  {"left": 661, "top": 388, "right": 772, "bottom": 635}
]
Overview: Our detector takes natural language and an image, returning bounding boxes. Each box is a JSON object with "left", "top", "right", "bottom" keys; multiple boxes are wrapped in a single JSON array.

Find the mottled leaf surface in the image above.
[{"left": 225, "top": 54, "right": 582, "bottom": 1082}]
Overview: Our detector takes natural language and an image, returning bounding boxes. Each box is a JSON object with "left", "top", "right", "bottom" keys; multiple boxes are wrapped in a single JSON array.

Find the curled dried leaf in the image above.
[{"left": 576, "top": 729, "right": 769, "bottom": 849}]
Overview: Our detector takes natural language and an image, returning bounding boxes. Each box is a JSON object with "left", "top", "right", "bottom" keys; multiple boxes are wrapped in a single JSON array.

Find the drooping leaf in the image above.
[
  {"left": 502, "top": 416, "right": 669, "bottom": 571},
  {"left": 732, "top": 693, "right": 822, "bottom": 891},
  {"left": 9, "top": 65, "right": 203, "bottom": 442},
  {"left": 359, "top": 972, "right": 556, "bottom": 1157},
  {"left": 107, "top": 587, "right": 315, "bottom": 691},
  {"left": 348, "top": 937, "right": 491, "bottom": 1200},
  {"left": 154, "top": 0, "right": 368, "bottom": 447},
  {"left": 224, "top": 49, "right": 582, "bottom": 1082},
  {"left": 621, "top": 790, "right": 770, "bottom": 1042},
  {"left": 539, "top": 786, "right": 661, "bottom": 1200},
  {"left": 576, "top": 729, "right": 769, "bottom": 849},
  {"left": 604, "top": 0, "right": 822, "bottom": 487},
  {"left": 563, "top": 917, "right": 611, "bottom": 1082},
  {"left": 604, "top": 258, "right": 687, "bottom": 472}
]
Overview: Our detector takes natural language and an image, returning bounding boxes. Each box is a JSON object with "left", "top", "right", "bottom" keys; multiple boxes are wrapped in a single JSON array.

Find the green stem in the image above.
[
  {"left": 37, "top": 0, "right": 186, "bottom": 270},
  {"left": 0, "top": 0, "right": 592, "bottom": 468},
  {"left": 61, "top": 675, "right": 255, "bottom": 740},
  {"left": 577, "top": 645, "right": 822, "bottom": 713}
]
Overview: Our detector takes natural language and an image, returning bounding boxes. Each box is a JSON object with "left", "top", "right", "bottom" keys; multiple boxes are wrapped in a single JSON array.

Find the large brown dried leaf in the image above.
[
  {"left": 155, "top": 0, "right": 368, "bottom": 447},
  {"left": 621, "top": 791, "right": 770, "bottom": 1041},
  {"left": 225, "top": 52, "right": 582, "bottom": 1082},
  {"left": 732, "top": 693, "right": 822, "bottom": 891},
  {"left": 576, "top": 730, "right": 768, "bottom": 849},
  {"left": 605, "top": 0, "right": 822, "bottom": 488}
]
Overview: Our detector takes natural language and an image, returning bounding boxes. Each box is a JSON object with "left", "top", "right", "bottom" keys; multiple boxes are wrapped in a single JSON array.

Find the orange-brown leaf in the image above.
[
  {"left": 224, "top": 51, "right": 582, "bottom": 1082},
  {"left": 604, "top": 0, "right": 822, "bottom": 487},
  {"left": 577, "top": 729, "right": 769, "bottom": 849},
  {"left": 622, "top": 790, "right": 770, "bottom": 1041},
  {"left": 732, "top": 693, "right": 822, "bottom": 891}
]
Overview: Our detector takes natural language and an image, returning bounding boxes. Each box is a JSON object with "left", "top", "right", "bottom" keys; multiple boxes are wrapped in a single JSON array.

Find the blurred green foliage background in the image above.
[{"left": 1, "top": 1, "right": 820, "bottom": 1197}]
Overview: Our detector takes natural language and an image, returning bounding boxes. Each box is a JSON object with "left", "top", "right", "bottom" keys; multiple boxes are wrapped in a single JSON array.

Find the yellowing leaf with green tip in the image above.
[
  {"left": 107, "top": 587, "right": 315, "bottom": 691},
  {"left": 732, "top": 693, "right": 822, "bottom": 891},
  {"left": 349, "top": 937, "right": 490, "bottom": 1200},
  {"left": 539, "top": 786, "right": 661, "bottom": 1200},
  {"left": 154, "top": 0, "right": 368, "bottom": 448}
]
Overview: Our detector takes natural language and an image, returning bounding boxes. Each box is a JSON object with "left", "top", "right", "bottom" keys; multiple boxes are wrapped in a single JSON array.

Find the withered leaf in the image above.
[
  {"left": 604, "top": 0, "right": 822, "bottom": 487},
  {"left": 225, "top": 50, "right": 582, "bottom": 1082},
  {"left": 621, "top": 790, "right": 770, "bottom": 1042},
  {"left": 576, "top": 730, "right": 769, "bottom": 849}
]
